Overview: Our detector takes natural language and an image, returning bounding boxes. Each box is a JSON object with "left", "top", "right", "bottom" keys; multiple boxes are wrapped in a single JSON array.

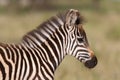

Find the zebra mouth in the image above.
[{"left": 84, "top": 56, "right": 97, "bottom": 69}]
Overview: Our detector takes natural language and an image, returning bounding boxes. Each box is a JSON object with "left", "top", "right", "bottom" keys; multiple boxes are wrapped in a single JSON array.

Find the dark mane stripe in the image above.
[
  {"left": 22, "top": 11, "right": 67, "bottom": 45},
  {"left": 37, "top": 11, "right": 67, "bottom": 30}
]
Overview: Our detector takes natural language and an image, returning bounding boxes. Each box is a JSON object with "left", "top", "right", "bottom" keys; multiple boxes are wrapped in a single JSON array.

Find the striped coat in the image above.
[{"left": 0, "top": 9, "right": 97, "bottom": 80}]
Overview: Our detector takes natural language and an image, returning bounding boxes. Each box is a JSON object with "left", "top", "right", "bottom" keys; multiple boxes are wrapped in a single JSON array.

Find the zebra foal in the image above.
[{"left": 0, "top": 9, "right": 97, "bottom": 80}]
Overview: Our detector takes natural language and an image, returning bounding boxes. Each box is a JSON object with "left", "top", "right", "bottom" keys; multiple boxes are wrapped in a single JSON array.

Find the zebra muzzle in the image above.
[{"left": 84, "top": 56, "right": 97, "bottom": 69}]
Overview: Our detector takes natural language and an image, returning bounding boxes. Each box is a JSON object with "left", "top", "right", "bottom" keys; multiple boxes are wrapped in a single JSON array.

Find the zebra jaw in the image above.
[{"left": 84, "top": 56, "right": 98, "bottom": 69}]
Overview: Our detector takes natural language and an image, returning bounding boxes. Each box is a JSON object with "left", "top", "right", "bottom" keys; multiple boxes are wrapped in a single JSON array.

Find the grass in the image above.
[
  {"left": 0, "top": 1, "right": 120, "bottom": 80},
  {"left": 106, "top": 26, "right": 120, "bottom": 41}
]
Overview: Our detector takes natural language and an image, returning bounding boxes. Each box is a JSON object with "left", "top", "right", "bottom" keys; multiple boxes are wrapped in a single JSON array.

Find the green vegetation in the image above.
[{"left": 0, "top": 0, "right": 120, "bottom": 80}]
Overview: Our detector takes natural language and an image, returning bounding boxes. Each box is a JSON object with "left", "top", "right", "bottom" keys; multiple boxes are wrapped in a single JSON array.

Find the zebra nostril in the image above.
[{"left": 84, "top": 56, "right": 97, "bottom": 69}]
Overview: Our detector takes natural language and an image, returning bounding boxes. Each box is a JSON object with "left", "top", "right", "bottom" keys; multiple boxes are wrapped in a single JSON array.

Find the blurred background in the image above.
[{"left": 0, "top": 0, "right": 120, "bottom": 80}]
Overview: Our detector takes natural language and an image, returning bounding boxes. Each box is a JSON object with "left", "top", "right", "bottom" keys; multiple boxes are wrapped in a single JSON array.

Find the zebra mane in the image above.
[
  {"left": 37, "top": 12, "right": 66, "bottom": 30},
  {"left": 22, "top": 9, "right": 85, "bottom": 46},
  {"left": 22, "top": 11, "right": 67, "bottom": 44}
]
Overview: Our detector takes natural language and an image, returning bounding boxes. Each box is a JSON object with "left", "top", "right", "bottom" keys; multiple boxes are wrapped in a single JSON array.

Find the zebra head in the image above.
[{"left": 65, "top": 9, "right": 97, "bottom": 68}]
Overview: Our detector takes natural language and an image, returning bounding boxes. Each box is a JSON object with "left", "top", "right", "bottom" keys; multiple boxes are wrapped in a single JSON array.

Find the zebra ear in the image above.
[
  {"left": 65, "top": 15, "right": 77, "bottom": 30},
  {"left": 65, "top": 9, "right": 85, "bottom": 30},
  {"left": 65, "top": 19, "right": 85, "bottom": 31}
]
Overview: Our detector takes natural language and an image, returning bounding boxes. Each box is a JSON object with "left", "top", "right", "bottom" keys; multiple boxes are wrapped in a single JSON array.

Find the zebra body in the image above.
[{"left": 0, "top": 9, "right": 97, "bottom": 80}]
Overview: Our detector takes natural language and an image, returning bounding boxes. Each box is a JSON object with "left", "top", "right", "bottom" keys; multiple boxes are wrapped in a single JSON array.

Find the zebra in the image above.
[{"left": 0, "top": 9, "right": 97, "bottom": 80}]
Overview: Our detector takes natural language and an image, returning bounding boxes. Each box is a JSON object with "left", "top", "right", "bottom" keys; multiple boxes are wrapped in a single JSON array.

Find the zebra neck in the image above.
[
  {"left": 22, "top": 15, "right": 65, "bottom": 46},
  {"left": 21, "top": 16, "right": 68, "bottom": 71}
]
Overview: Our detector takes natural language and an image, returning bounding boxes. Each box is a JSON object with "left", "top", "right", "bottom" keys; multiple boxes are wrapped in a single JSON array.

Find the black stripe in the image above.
[
  {"left": 37, "top": 47, "right": 47, "bottom": 63},
  {"left": 24, "top": 37, "right": 49, "bottom": 63},
  {"left": 47, "top": 36, "right": 60, "bottom": 64},
  {"left": 0, "top": 47, "right": 12, "bottom": 80},
  {"left": 37, "top": 75, "right": 42, "bottom": 80},
  {"left": 42, "top": 43, "right": 57, "bottom": 68},
  {"left": 48, "top": 20, "right": 56, "bottom": 30},
  {"left": 56, "top": 28, "right": 64, "bottom": 44},
  {"left": 70, "top": 39, "right": 76, "bottom": 55},
  {"left": 63, "top": 23, "right": 68, "bottom": 36},
  {"left": 7, "top": 45, "right": 15, "bottom": 63},
  {"left": 72, "top": 46, "right": 88, "bottom": 57},
  {"left": 17, "top": 46, "right": 25, "bottom": 80},
  {"left": 36, "top": 46, "right": 54, "bottom": 73},
  {"left": 53, "top": 34, "right": 62, "bottom": 61},
  {"left": 0, "top": 44, "right": 11, "bottom": 59},
  {"left": 28, "top": 33, "right": 43, "bottom": 44},
  {"left": 40, "top": 67, "right": 49, "bottom": 80},
  {"left": 10, "top": 45, "right": 19, "bottom": 80},
  {"left": 18, "top": 58, "right": 23, "bottom": 80},
  {"left": 46, "top": 24, "right": 54, "bottom": 34},
  {"left": 59, "top": 26, "right": 66, "bottom": 38},
  {"left": 26, "top": 31, "right": 55, "bottom": 75},
  {"left": 0, "top": 61, "right": 6, "bottom": 80},
  {"left": 22, "top": 59, "right": 27, "bottom": 80},
  {"left": 51, "top": 17, "right": 61, "bottom": 28},
  {"left": 47, "top": 39, "right": 60, "bottom": 62},
  {"left": 33, "top": 48, "right": 51, "bottom": 79},
  {"left": 32, "top": 49, "right": 40, "bottom": 79},
  {"left": 21, "top": 46, "right": 33, "bottom": 80},
  {"left": 4, "top": 47, "right": 10, "bottom": 59},
  {"left": 42, "top": 27, "right": 51, "bottom": 36},
  {"left": 22, "top": 36, "right": 31, "bottom": 46},
  {"left": 34, "top": 51, "right": 49, "bottom": 79},
  {"left": 28, "top": 48, "right": 38, "bottom": 78},
  {"left": 35, "top": 29, "right": 47, "bottom": 40}
]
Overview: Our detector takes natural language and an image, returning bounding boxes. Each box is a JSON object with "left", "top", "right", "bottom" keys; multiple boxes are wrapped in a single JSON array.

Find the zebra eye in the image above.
[{"left": 77, "top": 37, "right": 84, "bottom": 43}]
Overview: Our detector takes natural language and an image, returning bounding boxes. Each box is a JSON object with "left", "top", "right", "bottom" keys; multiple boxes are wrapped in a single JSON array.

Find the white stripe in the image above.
[
  {"left": 22, "top": 40, "right": 30, "bottom": 48},
  {"left": 25, "top": 37, "right": 37, "bottom": 48},
  {"left": 41, "top": 66, "right": 52, "bottom": 80},
  {"left": 20, "top": 45, "right": 30, "bottom": 80},
  {"left": 49, "top": 33, "right": 61, "bottom": 61},
  {"left": 57, "top": 28, "right": 66, "bottom": 59},
  {"left": 42, "top": 59, "right": 54, "bottom": 78},
  {"left": 45, "top": 41, "right": 58, "bottom": 66},
  {"left": 44, "top": 27, "right": 53, "bottom": 35},
  {"left": 26, "top": 34, "right": 55, "bottom": 71},
  {"left": 6, "top": 47, "right": 12, "bottom": 60},
  {"left": 37, "top": 49, "right": 54, "bottom": 78},
  {"left": 17, "top": 45, "right": 23, "bottom": 80},
  {"left": 39, "top": 45, "right": 55, "bottom": 71},
  {"left": 34, "top": 32, "right": 45, "bottom": 43},
  {"left": 50, "top": 21, "right": 58, "bottom": 29},
  {"left": 20, "top": 59, "right": 25, "bottom": 80},
  {"left": 28, "top": 35, "right": 41, "bottom": 46},
  {"left": 71, "top": 46, "right": 88, "bottom": 57},
  {"left": 24, "top": 35, "right": 55, "bottom": 71},
  {"left": 55, "top": 16, "right": 64, "bottom": 25},
  {"left": 24, "top": 36, "right": 55, "bottom": 70},
  {"left": 0, "top": 46, "right": 15, "bottom": 80},
  {"left": 36, "top": 47, "right": 47, "bottom": 62},
  {"left": 40, "top": 29, "right": 50, "bottom": 38},
  {"left": 8, "top": 44, "right": 17, "bottom": 62},
  {"left": 0, "top": 53, "right": 9, "bottom": 80},
  {"left": 27, "top": 48, "right": 37, "bottom": 80},
  {"left": 12, "top": 45, "right": 21, "bottom": 80},
  {"left": 46, "top": 24, "right": 55, "bottom": 32}
]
